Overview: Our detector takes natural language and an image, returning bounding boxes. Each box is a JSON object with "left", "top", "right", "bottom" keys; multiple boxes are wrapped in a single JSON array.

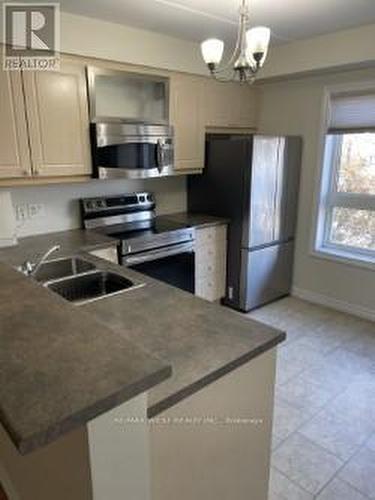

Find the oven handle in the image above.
[{"left": 123, "top": 241, "right": 194, "bottom": 266}]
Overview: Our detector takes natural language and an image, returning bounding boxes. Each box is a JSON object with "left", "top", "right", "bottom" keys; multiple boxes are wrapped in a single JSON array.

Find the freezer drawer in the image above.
[{"left": 240, "top": 241, "right": 294, "bottom": 311}]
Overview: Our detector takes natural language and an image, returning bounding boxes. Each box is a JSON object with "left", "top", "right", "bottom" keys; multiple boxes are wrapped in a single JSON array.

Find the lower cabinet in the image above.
[
  {"left": 149, "top": 349, "right": 276, "bottom": 500},
  {"left": 195, "top": 224, "right": 227, "bottom": 302}
]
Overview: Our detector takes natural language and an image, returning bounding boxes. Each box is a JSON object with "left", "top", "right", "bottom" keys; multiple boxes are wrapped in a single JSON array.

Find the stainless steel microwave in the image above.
[{"left": 91, "top": 122, "right": 175, "bottom": 179}]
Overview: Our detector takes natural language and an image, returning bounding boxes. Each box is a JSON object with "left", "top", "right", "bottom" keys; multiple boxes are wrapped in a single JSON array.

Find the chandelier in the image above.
[{"left": 200, "top": 0, "right": 270, "bottom": 84}]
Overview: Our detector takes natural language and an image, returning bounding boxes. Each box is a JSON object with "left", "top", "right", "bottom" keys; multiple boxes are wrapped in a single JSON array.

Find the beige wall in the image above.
[
  {"left": 60, "top": 12, "right": 206, "bottom": 76},
  {"left": 257, "top": 68, "right": 375, "bottom": 318},
  {"left": 259, "top": 23, "right": 375, "bottom": 80}
]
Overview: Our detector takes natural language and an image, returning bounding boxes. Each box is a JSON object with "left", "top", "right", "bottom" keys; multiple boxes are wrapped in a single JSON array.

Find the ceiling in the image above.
[{"left": 18, "top": 0, "right": 375, "bottom": 45}]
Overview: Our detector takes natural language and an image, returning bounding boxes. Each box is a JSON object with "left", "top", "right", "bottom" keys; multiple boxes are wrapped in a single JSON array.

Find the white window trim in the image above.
[{"left": 311, "top": 81, "right": 375, "bottom": 271}]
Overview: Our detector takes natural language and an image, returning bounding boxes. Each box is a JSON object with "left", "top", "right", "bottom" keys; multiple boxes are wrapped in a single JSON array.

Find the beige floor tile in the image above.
[
  {"left": 299, "top": 410, "right": 372, "bottom": 461},
  {"left": 338, "top": 447, "right": 375, "bottom": 499},
  {"left": 324, "top": 347, "right": 375, "bottom": 375},
  {"left": 272, "top": 433, "right": 343, "bottom": 495},
  {"left": 268, "top": 467, "right": 313, "bottom": 500},
  {"left": 276, "top": 375, "right": 338, "bottom": 415},
  {"left": 273, "top": 397, "right": 308, "bottom": 440},
  {"left": 301, "top": 361, "right": 355, "bottom": 394},
  {"left": 316, "top": 478, "right": 369, "bottom": 500},
  {"left": 343, "top": 330, "right": 375, "bottom": 363}
]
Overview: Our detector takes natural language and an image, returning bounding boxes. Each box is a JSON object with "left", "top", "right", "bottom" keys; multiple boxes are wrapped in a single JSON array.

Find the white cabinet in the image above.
[{"left": 195, "top": 224, "right": 227, "bottom": 302}]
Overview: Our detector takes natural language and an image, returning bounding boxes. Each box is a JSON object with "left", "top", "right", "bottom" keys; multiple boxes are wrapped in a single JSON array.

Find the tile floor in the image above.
[{"left": 248, "top": 297, "right": 375, "bottom": 500}]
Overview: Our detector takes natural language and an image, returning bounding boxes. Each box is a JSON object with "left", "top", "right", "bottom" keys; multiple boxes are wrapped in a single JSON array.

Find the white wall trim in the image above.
[{"left": 292, "top": 286, "right": 375, "bottom": 322}]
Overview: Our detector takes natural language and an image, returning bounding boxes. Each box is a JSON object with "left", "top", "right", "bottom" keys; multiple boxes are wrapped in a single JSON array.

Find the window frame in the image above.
[{"left": 314, "top": 82, "right": 375, "bottom": 268}]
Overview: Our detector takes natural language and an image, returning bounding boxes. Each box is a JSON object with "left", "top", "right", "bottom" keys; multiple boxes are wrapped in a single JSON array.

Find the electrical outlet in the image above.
[
  {"left": 27, "top": 203, "right": 46, "bottom": 219},
  {"left": 15, "top": 204, "right": 28, "bottom": 222}
]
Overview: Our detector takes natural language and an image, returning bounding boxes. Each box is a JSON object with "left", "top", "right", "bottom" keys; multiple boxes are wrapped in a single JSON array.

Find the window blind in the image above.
[{"left": 328, "top": 92, "right": 375, "bottom": 133}]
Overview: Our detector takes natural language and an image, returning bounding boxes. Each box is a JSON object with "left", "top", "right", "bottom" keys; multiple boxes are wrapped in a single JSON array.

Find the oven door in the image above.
[{"left": 123, "top": 242, "right": 195, "bottom": 293}]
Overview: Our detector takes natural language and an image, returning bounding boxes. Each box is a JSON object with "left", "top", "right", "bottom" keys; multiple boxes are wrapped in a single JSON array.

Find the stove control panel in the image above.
[{"left": 81, "top": 192, "right": 154, "bottom": 216}]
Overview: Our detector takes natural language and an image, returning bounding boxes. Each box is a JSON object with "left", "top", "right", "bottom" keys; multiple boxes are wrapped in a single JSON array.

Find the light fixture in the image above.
[{"left": 200, "top": 0, "right": 270, "bottom": 84}]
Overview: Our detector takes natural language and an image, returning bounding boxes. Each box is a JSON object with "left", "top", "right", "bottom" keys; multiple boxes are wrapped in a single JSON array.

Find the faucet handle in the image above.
[{"left": 20, "top": 261, "right": 35, "bottom": 276}]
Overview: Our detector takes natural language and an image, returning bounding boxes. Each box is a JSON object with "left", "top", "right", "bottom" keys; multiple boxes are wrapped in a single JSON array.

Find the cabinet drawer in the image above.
[{"left": 195, "top": 225, "right": 227, "bottom": 248}]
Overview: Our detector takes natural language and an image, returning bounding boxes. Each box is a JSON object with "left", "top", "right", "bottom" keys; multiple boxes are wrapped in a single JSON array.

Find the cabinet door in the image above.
[
  {"left": 170, "top": 75, "right": 204, "bottom": 171},
  {"left": 23, "top": 61, "right": 92, "bottom": 177},
  {"left": 0, "top": 57, "right": 32, "bottom": 179},
  {"left": 204, "top": 80, "right": 257, "bottom": 129}
]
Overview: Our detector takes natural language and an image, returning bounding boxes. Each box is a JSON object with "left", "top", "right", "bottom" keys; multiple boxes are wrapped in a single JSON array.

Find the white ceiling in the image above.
[{"left": 21, "top": 0, "right": 375, "bottom": 45}]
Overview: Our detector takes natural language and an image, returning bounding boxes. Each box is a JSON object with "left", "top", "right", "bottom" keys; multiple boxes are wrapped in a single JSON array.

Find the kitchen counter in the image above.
[
  {"left": 0, "top": 229, "right": 118, "bottom": 267},
  {"left": 0, "top": 226, "right": 284, "bottom": 456},
  {"left": 0, "top": 262, "right": 171, "bottom": 454},
  {"left": 80, "top": 256, "right": 285, "bottom": 417},
  {"left": 161, "top": 212, "right": 229, "bottom": 229}
]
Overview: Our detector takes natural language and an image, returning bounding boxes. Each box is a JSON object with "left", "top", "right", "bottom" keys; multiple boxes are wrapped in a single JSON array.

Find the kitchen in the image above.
[{"left": 1, "top": 1, "right": 375, "bottom": 500}]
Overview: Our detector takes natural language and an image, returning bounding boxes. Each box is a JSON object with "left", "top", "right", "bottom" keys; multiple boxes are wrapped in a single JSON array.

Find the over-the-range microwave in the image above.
[{"left": 87, "top": 66, "right": 175, "bottom": 179}]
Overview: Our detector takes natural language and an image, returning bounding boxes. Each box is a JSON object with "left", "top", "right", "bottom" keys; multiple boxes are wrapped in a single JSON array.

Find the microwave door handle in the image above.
[{"left": 156, "top": 139, "right": 166, "bottom": 172}]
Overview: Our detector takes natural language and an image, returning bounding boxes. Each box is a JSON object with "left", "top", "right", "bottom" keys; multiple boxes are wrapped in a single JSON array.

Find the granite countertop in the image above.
[
  {"left": 160, "top": 212, "right": 229, "bottom": 229},
  {"left": 0, "top": 262, "right": 171, "bottom": 454},
  {"left": 0, "top": 223, "right": 284, "bottom": 455}
]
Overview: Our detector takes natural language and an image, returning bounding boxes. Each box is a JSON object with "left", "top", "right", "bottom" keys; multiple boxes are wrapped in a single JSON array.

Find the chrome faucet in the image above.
[{"left": 20, "top": 244, "right": 61, "bottom": 277}]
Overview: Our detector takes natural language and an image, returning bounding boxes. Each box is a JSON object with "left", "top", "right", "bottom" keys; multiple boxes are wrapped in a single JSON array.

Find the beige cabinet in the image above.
[
  {"left": 0, "top": 57, "right": 32, "bottom": 179},
  {"left": 195, "top": 224, "right": 227, "bottom": 302},
  {"left": 23, "top": 61, "right": 91, "bottom": 177},
  {"left": 204, "top": 80, "right": 257, "bottom": 129},
  {"left": 170, "top": 74, "right": 205, "bottom": 171}
]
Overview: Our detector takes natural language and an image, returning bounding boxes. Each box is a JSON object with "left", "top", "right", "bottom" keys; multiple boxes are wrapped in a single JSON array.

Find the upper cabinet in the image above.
[
  {"left": 23, "top": 60, "right": 91, "bottom": 178},
  {"left": 0, "top": 56, "right": 32, "bottom": 179},
  {"left": 170, "top": 74, "right": 205, "bottom": 171},
  {"left": 204, "top": 80, "right": 257, "bottom": 129},
  {"left": 0, "top": 52, "right": 258, "bottom": 184}
]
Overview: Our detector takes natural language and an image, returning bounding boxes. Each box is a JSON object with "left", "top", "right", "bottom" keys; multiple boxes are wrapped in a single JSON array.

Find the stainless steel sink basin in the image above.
[
  {"left": 45, "top": 270, "right": 142, "bottom": 304},
  {"left": 33, "top": 257, "right": 96, "bottom": 283}
]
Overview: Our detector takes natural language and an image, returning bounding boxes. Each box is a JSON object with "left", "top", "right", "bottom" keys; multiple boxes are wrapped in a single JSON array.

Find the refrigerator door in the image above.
[
  {"left": 242, "top": 136, "right": 302, "bottom": 249},
  {"left": 239, "top": 241, "right": 294, "bottom": 311}
]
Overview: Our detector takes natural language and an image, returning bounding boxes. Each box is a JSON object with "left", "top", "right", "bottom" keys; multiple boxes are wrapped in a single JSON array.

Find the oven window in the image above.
[
  {"left": 129, "top": 252, "right": 195, "bottom": 293},
  {"left": 97, "top": 143, "right": 158, "bottom": 170}
]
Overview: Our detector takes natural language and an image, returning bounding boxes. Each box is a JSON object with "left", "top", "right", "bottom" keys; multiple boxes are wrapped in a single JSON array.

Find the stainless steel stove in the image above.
[{"left": 81, "top": 192, "right": 195, "bottom": 292}]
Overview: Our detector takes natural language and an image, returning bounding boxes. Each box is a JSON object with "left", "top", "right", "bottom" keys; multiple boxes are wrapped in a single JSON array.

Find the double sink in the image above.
[{"left": 27, "top": 257, "right": 143, "bottom": 305}]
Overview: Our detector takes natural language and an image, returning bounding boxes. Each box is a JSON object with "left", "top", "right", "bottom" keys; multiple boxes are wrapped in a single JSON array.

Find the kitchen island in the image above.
[{"left": 0, "top": 230, "right": 284, "bottom": 500}]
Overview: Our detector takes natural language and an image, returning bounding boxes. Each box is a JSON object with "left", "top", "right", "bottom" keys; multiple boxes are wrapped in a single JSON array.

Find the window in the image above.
[{"left": 316, "top": 91, "right": 375, "bottom": 263}]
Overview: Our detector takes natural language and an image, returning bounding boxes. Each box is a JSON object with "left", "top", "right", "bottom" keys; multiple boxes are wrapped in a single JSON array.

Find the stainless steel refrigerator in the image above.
[{"left": 188, "top": 134, "right": 302, "bottom": 311}]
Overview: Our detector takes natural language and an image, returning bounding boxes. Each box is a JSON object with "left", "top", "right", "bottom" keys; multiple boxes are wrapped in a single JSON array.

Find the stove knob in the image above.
[
  {"left": 139, "top": 195, "right": 145, "bottom": 203},
  {"left": 147, "top": 194, "right": 153, "bottom": 202}
]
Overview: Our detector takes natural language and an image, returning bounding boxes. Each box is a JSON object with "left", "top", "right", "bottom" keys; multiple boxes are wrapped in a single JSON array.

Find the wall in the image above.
[
  {"left": 60, "top": 12, "right": 206, "bottom": 76},
  {"left": 257, "top": 67, "right": 375, "bottom": 318},
  {"left": 7, "top": 176, "right": 186, "bottom": 237},
  {"left": 259, "top": 23, "right": 375, "bottom": 80}
]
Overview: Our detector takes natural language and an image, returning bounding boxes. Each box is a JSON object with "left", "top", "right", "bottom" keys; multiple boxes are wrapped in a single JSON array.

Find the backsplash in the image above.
[{"left": 4, "top": 176, "right": 187, "bottom": 238}]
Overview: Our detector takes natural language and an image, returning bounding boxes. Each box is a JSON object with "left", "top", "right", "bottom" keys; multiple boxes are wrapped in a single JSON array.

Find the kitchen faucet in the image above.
[{"left": 20, "top": 244, "right": 61, "bottom": 277}]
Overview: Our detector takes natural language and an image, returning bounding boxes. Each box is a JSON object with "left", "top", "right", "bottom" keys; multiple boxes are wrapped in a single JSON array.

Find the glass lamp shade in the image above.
[
  {"left": 200, "top": 38, "right": 224, "bottom": 66},
  {"left": 246, "top": 26, "right": 271, "bottom": 67}
]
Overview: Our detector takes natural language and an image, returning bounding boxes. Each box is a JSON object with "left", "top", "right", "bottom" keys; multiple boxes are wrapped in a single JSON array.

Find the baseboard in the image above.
[{"left": 292, "top": 287, "right": 375, "bottom": 322}]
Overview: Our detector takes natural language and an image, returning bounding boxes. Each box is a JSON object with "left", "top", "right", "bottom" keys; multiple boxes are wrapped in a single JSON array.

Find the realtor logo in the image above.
[{"left": 3, "top": 3, "right": 60, "bottom": 70}]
